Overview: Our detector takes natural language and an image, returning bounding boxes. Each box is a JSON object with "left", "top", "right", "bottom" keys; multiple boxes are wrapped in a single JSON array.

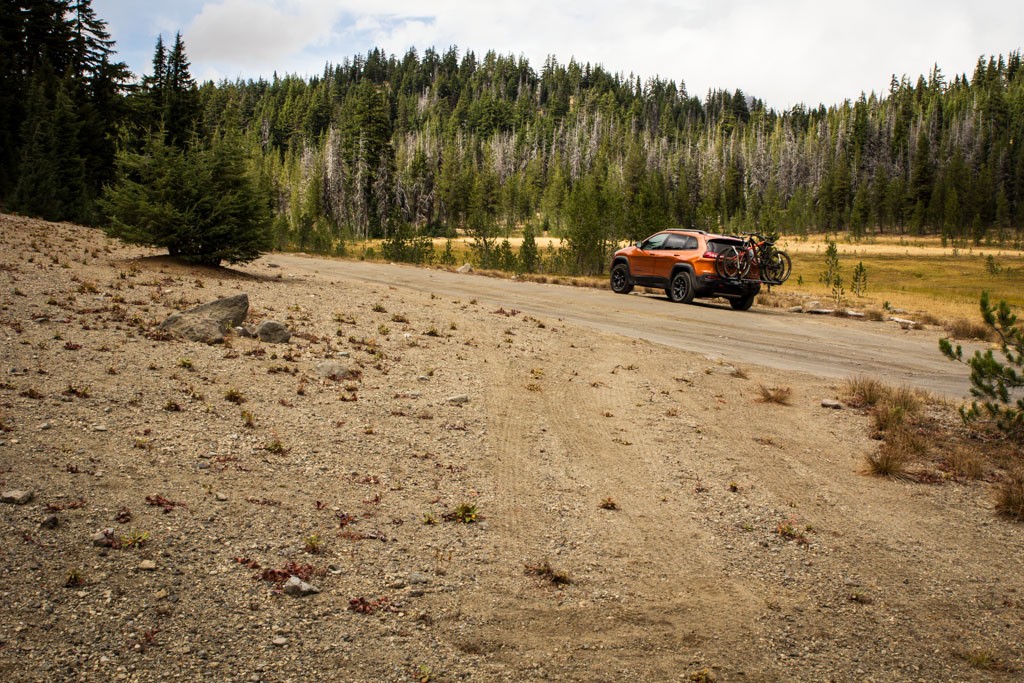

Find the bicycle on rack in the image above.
[{"left": 714, "top": 233, "right": 792, "bottom": 285}]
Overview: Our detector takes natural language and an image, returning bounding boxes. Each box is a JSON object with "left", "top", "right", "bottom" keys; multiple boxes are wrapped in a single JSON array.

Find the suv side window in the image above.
[
  {"left": 639, "top": 233, "right": 668, "bottom": 250},
  {"left": 664, "top": 234, "right": 697, "bottom": 250}
]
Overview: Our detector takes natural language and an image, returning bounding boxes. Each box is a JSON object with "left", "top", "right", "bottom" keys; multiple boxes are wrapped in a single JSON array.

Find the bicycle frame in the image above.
[{"left": 715, "top": 233, "right": 791, "bottom": 286}]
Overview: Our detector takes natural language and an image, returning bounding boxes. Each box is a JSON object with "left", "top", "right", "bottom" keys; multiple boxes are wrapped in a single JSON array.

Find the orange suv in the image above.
[{"left": 609, "top": 230, "right": 761, "bottom": 310}]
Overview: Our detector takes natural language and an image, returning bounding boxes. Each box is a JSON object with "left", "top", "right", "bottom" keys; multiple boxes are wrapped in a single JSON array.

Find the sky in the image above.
[{"left": 91, "top": 0, "right": 1023, "bottom": 110}]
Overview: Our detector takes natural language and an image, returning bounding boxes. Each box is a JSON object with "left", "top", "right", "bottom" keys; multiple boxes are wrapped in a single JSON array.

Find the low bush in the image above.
[
  {"left": 756, "top": 384, "right": 792, "bottom": 405},
  {"left": 945, "top": 318, "right": 991, "bottom": 341},
  {"left": 996, "top": 472, "right": 1024, "bottom": 521},
  {"left": 844, "top": 375, "right": 887, "bottom": 408}
]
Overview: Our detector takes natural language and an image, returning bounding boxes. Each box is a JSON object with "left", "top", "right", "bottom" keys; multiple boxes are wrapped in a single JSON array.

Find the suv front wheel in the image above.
[
  {"left": 668, "top": 270, "right": 695, "bottom": 304},
  {"left": 610, "top": 263, "right": 633, "bottom": 294}
]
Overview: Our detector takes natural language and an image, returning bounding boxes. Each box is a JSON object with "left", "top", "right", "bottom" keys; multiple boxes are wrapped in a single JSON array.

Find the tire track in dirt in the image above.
[{"left": 467, "top": 333, "right": 769, "bottom": 678}]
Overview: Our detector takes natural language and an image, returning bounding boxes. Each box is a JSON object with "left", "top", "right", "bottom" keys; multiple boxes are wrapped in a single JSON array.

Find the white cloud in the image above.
[
  {"left": 100, "top": 0, "right": 1024, "bottom": 107},
  {"left": 186, "top": 0, "right": 343, "bottom": 75}
]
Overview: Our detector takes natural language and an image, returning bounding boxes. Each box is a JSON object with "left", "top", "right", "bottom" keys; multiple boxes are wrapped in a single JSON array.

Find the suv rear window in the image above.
[{"left": 706, "top": 238, "right": 742, "bottom": 254}]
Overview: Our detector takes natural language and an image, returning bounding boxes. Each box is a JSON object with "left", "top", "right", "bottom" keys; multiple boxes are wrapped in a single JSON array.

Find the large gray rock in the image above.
[
  {"left": 181, "top": 293, "right": 250, "bottom": 327},
  {"left": 159, "top": 294, "right": 250, "bottom": 343},
  {"left": 256, "top": 320, "right": 291, "bottom": 344},
  {"left": 161, "top": 316, "right": 226, "bottom": 344}
]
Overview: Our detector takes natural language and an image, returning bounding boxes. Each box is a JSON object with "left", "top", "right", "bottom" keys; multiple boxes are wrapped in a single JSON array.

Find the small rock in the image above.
[
  {"left": 256, "top": 320, "right": 291, "bottom": 344},
  {"left": 154, "top": 589, "right": 169, "bottom": 600},
  {"left": 1, "top": 489, "right": 33, "bottom": 505},
  {"left": 445, "top": 394, "right": 470, "bottom": 406},
  {"left": 457, "top": 264, "right": 473, "bottom": 273},
  {"left": 215, "top": 492, "right": 228, "bottom": 502},
  {"left": 272, "top": 637, "right": 288, "bottom": 647},
  {"left": 138, "top": 560, "right": 157, "bottom": 571},
  {"left": 788, "top": 306, "right": 804, "bottom": 313},
  {"left": 408, "top": 572, "right": 431, "bottom": 586},
  {"left": 806, "top": 308, "right": 835, "bottom": 315},
  {"left": 316, "top": 361, "right": 360, "bottom": 381},
  {"left": 282, "top": 575, "right": 320, "bottom": 596},
  {"left": 39, "top": 422, "right": 52, "bottom": 430},
  {"left": 91, "top": 528, "right": 115, "bottom": 546},
  {"left": 889, "top": 316, "right": 918, "bottom": 329},
  {"left": 39, "top": 514, "right": 59, "bottom": 529},
  {"left": 821, "top": 399, "right": 843, "bottom": 410}
]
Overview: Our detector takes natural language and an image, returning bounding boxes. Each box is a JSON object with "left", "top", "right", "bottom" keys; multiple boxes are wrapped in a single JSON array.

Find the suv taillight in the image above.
[{"left": 702, "top": 250, "right": 718, "bottom": 259}]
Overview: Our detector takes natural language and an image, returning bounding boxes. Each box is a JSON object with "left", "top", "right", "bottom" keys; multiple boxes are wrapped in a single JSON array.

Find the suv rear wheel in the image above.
[
  {"left": 668, "top": 270, "right": 695, "bottom": 304},
  {"left": 610, "top": 263, "right": 633, "bottom": 294},
  {"left": 729, "top": 292, "right": 756, "bottom": 311}
]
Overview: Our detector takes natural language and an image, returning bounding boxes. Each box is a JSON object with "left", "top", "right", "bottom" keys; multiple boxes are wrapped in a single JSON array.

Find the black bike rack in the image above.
[{"left": 719, "top": 276, "right": 784, "bottom": 286}]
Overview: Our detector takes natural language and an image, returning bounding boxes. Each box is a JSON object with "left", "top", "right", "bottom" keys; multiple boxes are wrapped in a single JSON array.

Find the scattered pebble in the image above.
[
  {"left": 282, "top": 576, "right": 320, "bottom": 597},
  {"left": 1, "top": 489, "right": 33, "bottom": 505}
]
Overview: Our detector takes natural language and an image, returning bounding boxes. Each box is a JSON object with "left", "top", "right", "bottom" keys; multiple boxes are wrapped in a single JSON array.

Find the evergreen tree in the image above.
[
  {"left": 101, "top": 130, "right": 272, "bottom": 265},
  {"left": 1, "top": 0, "right": 127, "bottom": 218},
  {"left": 164, "top": 33, "right": 200, "bottom": 147},
  {"left": 941, "top": 292, "right": 1024, "bottom": 440},
  {"left": 12, "top": 73, "right": 63, "bottom": 220},
  {"left": 519, "top": 223, "right": 539, "bottom": 273}
]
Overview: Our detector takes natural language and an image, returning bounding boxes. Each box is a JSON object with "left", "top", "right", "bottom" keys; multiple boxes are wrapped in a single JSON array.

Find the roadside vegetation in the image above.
[
  {"left": 841, "top": 289, "right": 1024, "bottom": 521},
  {"left": 845, "top": 373, "right": 1021, "bottom": 513}
]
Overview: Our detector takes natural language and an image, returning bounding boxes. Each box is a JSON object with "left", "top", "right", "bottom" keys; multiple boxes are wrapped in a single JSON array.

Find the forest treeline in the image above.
[{"left": 3, "top": 1, "right": 1024, "bottom": 274}]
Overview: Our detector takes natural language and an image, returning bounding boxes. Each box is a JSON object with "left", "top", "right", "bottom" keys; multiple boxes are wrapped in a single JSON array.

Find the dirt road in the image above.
[{"left": 272, "top": 254, "right": 976, "bottom": 399}]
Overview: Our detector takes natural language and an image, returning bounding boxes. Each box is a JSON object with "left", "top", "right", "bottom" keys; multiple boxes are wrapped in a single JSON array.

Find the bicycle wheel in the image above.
[
  {"left": 763, "top": 250, "right": 792, "bottom": 284},
  {"left": 716, "top": 246, "right": 749, "bottom": 280}
]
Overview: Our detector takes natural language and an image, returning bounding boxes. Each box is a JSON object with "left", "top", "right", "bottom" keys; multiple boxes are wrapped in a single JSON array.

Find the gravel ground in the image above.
[{"left": 1, "top": 213, "right": 1022, "bottom": 682}]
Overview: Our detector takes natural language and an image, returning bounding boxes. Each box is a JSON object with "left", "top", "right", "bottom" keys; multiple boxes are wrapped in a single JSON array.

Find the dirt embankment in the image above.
[{"left": 1, "top": 213, "right": 1022, "bottom": 682}]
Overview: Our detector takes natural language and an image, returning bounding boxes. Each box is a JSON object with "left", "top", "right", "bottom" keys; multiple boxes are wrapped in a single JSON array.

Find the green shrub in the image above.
[
  {"left": 941, "top": 292, "right": 1024, "bottom": 440},
  {"left": 101, "top": 131, "right": 271, "bottom": 266}
]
